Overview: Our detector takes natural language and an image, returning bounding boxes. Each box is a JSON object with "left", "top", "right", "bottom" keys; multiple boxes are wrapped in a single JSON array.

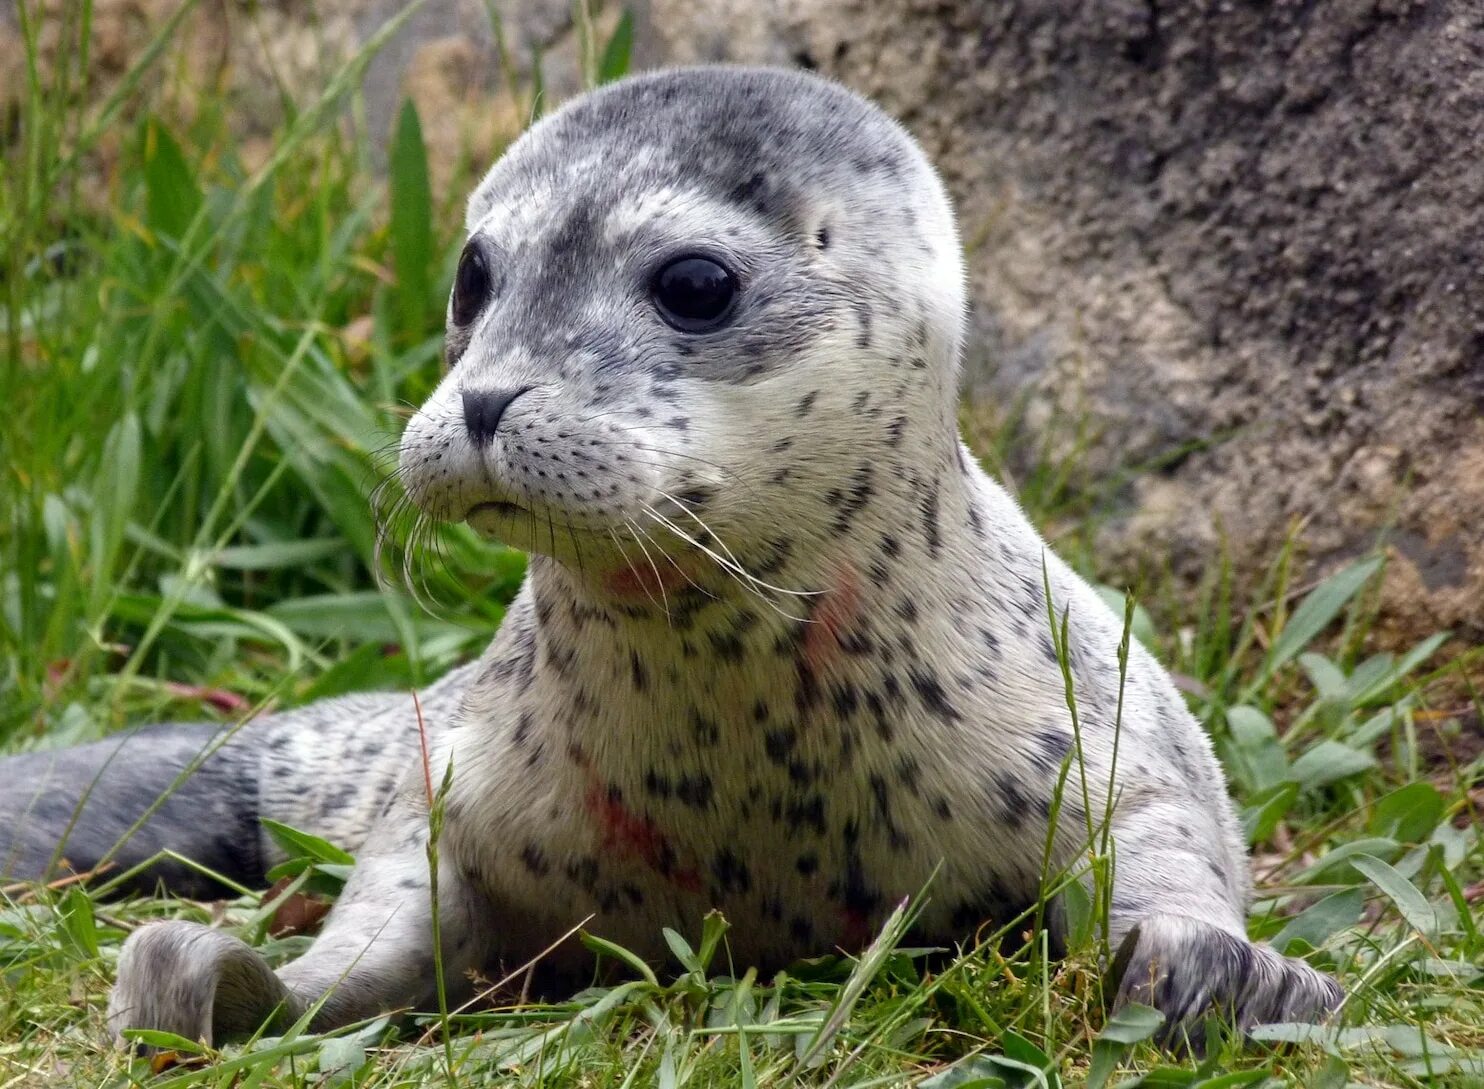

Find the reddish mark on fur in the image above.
[
  {"left": 584, "top": 781, "right": 702, "bottom": 893},
  {"left": 602, "top": 559, "right": 688, "bottom": 600},
  {"left": 803, "top": 563, "right": 862, "bottom": 674}
]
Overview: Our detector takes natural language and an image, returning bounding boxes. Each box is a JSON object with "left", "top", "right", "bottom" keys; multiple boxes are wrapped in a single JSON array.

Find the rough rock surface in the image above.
[{"left": 646, "top": 0, "right": 1484, "bottom": 643}]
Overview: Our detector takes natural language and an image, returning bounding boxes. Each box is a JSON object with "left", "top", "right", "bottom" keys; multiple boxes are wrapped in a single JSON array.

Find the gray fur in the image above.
[
  {"left": 1, "top": 724, "right": 264, "bottom": 898},
  {"left": 1, "top": 66, "right": 1341, "bottom": 1051}
]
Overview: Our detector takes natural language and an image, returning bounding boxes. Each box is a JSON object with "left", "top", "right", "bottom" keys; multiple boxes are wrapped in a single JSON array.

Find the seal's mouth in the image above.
[{"left": 466, "top": 500, "right": 527, "bottom": 520}]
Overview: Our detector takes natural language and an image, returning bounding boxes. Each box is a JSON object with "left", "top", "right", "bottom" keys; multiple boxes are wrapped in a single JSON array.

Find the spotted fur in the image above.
[{"left": 0, "top": 66, "right": 1341, "bottom": 1051}]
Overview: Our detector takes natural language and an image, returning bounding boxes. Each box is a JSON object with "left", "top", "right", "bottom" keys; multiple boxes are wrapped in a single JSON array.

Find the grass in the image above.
[{"left": 2, "top": 2, "right": 1482, "bottom": 1085}]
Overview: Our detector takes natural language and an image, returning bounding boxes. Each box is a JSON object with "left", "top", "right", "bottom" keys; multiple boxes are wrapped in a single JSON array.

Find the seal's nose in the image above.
[{"left": 462, "top": 387, "right": 527, "bottom": 446}]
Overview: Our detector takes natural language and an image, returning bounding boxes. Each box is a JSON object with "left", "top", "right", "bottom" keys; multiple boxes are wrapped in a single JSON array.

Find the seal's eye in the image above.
[
  {"left": 651, "top": 256, "right": 737, "bottom": 332},
  {"left": 451, "top": 241, "right": 492, "bottom": 326}
]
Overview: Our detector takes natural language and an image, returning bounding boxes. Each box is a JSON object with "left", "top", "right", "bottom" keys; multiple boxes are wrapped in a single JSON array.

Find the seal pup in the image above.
[{"left": 1, "top": 66, "right": 1342, "bottom": 1051}]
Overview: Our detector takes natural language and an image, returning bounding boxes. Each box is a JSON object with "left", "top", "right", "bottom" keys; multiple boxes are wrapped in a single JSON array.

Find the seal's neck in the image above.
[{"left": 521, "top": 431, "right": 991, "bottom": 777}]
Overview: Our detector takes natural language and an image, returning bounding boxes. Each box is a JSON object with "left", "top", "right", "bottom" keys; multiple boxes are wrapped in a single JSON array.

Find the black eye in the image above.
[
  {"left": 651, "top": 256, "right": 738, "bottom": 332},
  {"left": 451, "top": 241, "right": 492, "bottom": 326}
]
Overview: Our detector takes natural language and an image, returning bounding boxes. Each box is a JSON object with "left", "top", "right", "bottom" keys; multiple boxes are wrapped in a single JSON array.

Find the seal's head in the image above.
[{"left": 398, "top": 66, "right": 965, "bottom": 596}]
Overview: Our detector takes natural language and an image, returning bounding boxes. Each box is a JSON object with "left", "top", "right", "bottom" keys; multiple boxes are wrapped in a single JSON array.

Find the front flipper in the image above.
[
  {"left": 108, "top": 792, "right": 489, "bottom": 1048},
  {"left": 1099, "top": 789, "right": 1342, "bottom": 1051},
  {"left": 1110, "top": 914, "right": 1343, "bottom": 1051}
]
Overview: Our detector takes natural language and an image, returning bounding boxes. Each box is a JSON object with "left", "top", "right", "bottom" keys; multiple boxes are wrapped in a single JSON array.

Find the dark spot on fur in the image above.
[
  {"left": 830, "top": 463, "right": 875, "bottom": 536},
  {"left": 691, "top": 711, "right": 720, "bottom": 745},
  {"left": 908, "top": 666, "right": 961, "bottom": 723},
  {"left": 765, "top": 725, "right": 798, "bottom": 763},
  {"left": 675, "top": 773, "right": 714, "bottom": 809},
  {"left": 1033, "top": 728, "right": 1073, "bottom": 772},
  {"left": 519, "top": 842, "right": 549, "bottom": 878},
  {"left": 711, "top": 848, "right": 751, "bottom": 894}
]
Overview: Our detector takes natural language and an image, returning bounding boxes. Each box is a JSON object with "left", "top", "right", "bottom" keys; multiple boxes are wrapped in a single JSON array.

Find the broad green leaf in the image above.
[
  {"left": 316, "top": 1036, "right": 368, "bottom": 1085},
  {"left": 1223, "top": 705, "right": 1288, "bottom": 792},
  {"left": 1298, "top": 652, "right": 1348, "bottom": 703},
  {"left": 261, "top": 817, "right": 356, "bottom": 866},
  {"left": 142, "top": 118, "right": 203, "bottom": 239},
  {"left": 580, "top": 932, "right": 658, "bottom": 986},
  {"left": 1249, "top": 555, "right": 1383, "bottom": 692},
  {"left": 1191, "top": 1072, "right": 1278, "bottom": 1088},
  {"left": 1411, "top": 957, "right": 1484, "bottom": 981},
  {"left": 266, "top": 592, "right": 479, "bottom": 644},
  {"left": 389, "top": 98, "right": 433, "bottom": 345},
  {"left": 663, "top": 927, "right": 702, "bottom": 974},
  {"left": 1399, "top": 1055, "right": 1484, "bottom": 1077},
  {"left": 298, "top": 643, "right": 413, "bottom": 702},
  {"left": 918, "top": 1059, "right": 1008, "bottom": 1089},
  {"left": 57, "top": 887, "right": 99, "bottom": 957},
  {"left": 1369, "top": 782, "right": 1445, "bottom": 844},
  {"left": 1351, "top": 853, "right": 1438, "bottom": 937},
  {"left": 1296, "top": 837, "right": 1401, "bottom": 883},
  {"left": 1089, "top": 1004, "right": 1164, "bottom": 1089},
  {"left": 1099, "top": 1003, "right": 1165, "bottom": 1045},
  {"left": 1347, "top": 700, "right": 1411, "bottom": 746},
  {"left": 597, "top": 10, "right": 634, "bottom": 84},
  {"left": 1352, "top": 632, "right": 1448, "bottom": 704},
  {"left": 1116, "top": 1069, "right": 1198, "bottom": 1088},
  {"left": 1344, "top": 652, "right": 1396, "bottom": 701},
  {"left": 1305, "top": 1057, "right": 1350, "bottom": 1089},
  {"left": 210, "top": 538, "right": 347, "bottom": 570},
  {"left": 1270, "top": 887, "right": 1364, "bottom": 955},
  {"left": 1288, "top": 740, "right": 1375, "bottom": 791},
  {"left": 1248, "top": 1023, "right": 1378, "bottom": 1047},
  {"left": 1240, "top": 781, "right": 1297, "bottom": 845},
  {"left": 999, "top": 1030, "right": 1060, "bottom": 1087},
  {"left": 1060, "top": 874, "right": 1095, "bottom": 950}
]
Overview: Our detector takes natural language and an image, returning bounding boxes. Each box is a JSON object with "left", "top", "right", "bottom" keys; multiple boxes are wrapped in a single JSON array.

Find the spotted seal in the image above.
[{"left": 0, "top": 66, "right": 1342, "bottom": 1051}]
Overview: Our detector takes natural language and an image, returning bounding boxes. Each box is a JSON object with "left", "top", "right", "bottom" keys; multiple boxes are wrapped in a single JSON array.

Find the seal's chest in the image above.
[{"left": 470, "top": 753, "right": 1042, "bottom": 969}]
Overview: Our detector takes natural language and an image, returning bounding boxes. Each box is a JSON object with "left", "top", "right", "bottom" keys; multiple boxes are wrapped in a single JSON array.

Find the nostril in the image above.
[{"left": 461, "top": 386, "right": 529, "bottom": 446}]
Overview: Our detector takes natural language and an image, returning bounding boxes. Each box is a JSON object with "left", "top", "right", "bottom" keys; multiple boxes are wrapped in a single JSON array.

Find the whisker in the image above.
[
  {"left": 641, "top": 502, "right": 822, "bottom": 601},
  {"left": 627, "top": 516, "right": 717, "bottom": 604},
  {"left": 653, "top": 487, "right": 822, "bottom": 603},
  {"left": 621, "top": 520, "right": 672, "bottom": 623},
  {"left": 639, "top": 505, "right": 809, "bottom": 623}
]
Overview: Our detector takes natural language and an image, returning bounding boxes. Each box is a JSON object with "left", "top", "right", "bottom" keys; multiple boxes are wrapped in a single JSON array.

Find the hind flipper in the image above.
[
  {"left": 0, "top": 662, "right": 476, "bottom": 897},
  {"left": 0, "top": 724, "right": 264, "bottom": 897}
]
